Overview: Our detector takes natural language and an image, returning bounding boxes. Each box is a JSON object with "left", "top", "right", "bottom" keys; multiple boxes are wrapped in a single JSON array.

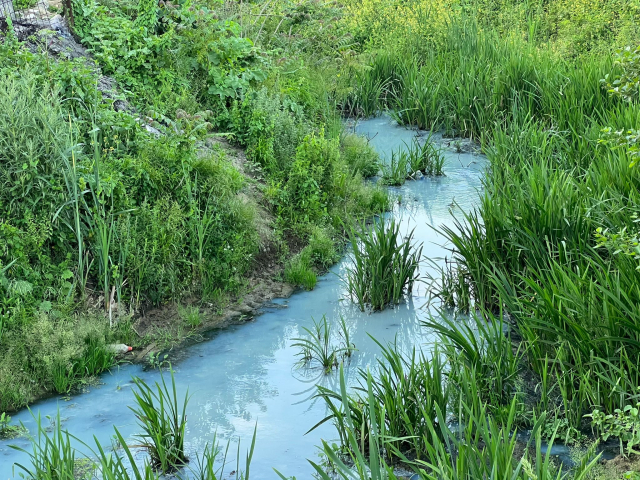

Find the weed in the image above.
[
  {"left": 344, "top": 219, "right": 422, "bottom": 311},
  {"left": 588, "top": 398, "right": 640, "bottom": 456},
  {"left": 380, "top": 150, "right": 410, "bottom": 186},
  {"left": 405, "top": 137, "right": 445, "bottom": 176},
  {"left": 285, "top": 252, "right": 318, "bottom": 290},
  {"left": 129, "top": 368, "right": 189, "bottom": 472},
  {"left": 305, "top": 227, "right": 340, "bottom": 271},
  {"left": 341, "top": 134, "right": 380, "bottom": 178},
  {"left": 10, "top": 412, "right": 80, "bottom": 480},
  {"left": 292, "top": 315, "right": 352, "bottom": 373},
  {"left": 0, "top": 412, "right": 26, "bottom": 439},
  {"left": 178, "top": 305, "right": 203, "bottom": 328}
]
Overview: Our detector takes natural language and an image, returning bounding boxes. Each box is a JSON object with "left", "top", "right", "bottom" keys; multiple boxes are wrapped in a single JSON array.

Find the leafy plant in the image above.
[
  {"left": 284, "top": 252, "right": 318, "bottom": 290},
  {"left": 380, "top": 150, "right": 410, "bottom": 186},
  {"left": 588, "top": 399, "right": 640, "bottom": 456},
  {"left": 0, "top": 412, "right": 26, "bottom": 439},
  {"left": 405, "top": 136, "right": 445, "bottom": 176},
  {"left": 341, "top": 134, "right": 380, "bottom": 178}
]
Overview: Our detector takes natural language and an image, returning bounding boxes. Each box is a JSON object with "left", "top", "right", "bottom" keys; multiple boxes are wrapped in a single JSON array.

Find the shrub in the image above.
[
  {"left": 292, "top": 315, "right": 350, "bottom": 373},
  {"left": 0, "top": 67, "right": 73, "bottom": 224},
  {"left": 341, "top": 134, "right": 380, "bottom": 178},
  {"left": 276, "top": 131, "right": 340, "bottom": 224}
]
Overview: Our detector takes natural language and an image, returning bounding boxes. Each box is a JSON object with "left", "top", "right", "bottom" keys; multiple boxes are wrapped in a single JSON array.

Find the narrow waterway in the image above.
[{"left": 0, "top": 116, "right": 487, "bottom": 479}]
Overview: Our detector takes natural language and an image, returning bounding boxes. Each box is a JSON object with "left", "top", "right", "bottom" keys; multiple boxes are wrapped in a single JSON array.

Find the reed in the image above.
[
  {"left": 10, "top": 412, "right": 78, "bottom": 480},
  {"left": 405, "top": 137, "right": 445, "bottom": 176},
  {"left": 380, "top": 149, "right": 410, "bottom": 186},
  {"left": 129, "top": 368, "right": 189, "bottom": 472},
  {"left": 305, "top": 365, "right": 601, "bottom": 480},
  {"left": 292, "top": 315, "right": 350, "bottom": 373},
  {"left": 344, "top": 219, "right": 422, "bottom": 311},
  {"left": 312, "top": 341, "right": 448, "bottom": 462}
]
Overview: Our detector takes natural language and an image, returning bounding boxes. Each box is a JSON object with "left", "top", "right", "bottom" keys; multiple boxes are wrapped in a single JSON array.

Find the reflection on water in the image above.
[{"left": 0, "top": 116, "right": 487, "bottom": 479}]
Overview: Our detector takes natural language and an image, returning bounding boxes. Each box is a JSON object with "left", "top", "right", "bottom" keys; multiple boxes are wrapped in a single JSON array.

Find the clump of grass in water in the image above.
[
  {"left": 296, "top": 364, "right": 602, "bottom": 480},
  {"left": 129, "top": 368, "right": 189, "bottom": 473},
  {"left": 312, "top": 341, "right": 449, "bottom": 461},
  {"left": 381, "top": 138, "right": 444, "bottom": 186},
  {"left": 11, "top": 412, "right": 80, "bottom": 479},
  {"left": 406, "top": 136, "right": 445, "bottom": 176},
  {"left": 292, "top": 315, "right": 356, "bottom": 373},
  {"left": 9, "top": 375, "right": 257, "bottom": 480},
  {"left": 344, "top": 219, "right": 422, "bottom": 311},
  {"left": 380, "top": 150, "right": 410, "bottom": 186},
  {"left": 432, "top": 257, "right": 472, "bottom": 313}
]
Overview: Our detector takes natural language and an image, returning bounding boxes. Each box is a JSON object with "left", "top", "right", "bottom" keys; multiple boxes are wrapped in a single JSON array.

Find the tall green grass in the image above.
[
  {"left": 300, "top": 364, "right": 601, "bottom": 480},
  {"left": 313, "top": 341, "right": 448, "bottom": 461},
  {"left": 344, "top": 219, "right": 422, "bottom": 311},
  {"left": 129, "top": 369, "right": 189, "bottom": 472},
  {"left": 10, "top": 372, "right": 256, "bottom": 480},
  {"left": 292, "top": 315, "right": 351, "bottom": 373},
  {"left": 341, "top": 13, "right": 640, "bottom": 432}
]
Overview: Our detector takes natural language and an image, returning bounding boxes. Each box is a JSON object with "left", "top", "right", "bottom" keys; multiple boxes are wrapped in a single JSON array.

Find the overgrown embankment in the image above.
[{"left": 0, "top": 0, "right": 388, "bottom": 412}]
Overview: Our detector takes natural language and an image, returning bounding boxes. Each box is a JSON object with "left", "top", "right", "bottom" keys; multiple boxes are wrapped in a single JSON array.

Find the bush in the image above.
[
  {"left": 0, "top": 67, "right": 73, "bottom": 224},
  {"left": 268, "top": 130, "right": 339, "bottom": 224},
  {"left": 341, "top": 134, "right": 380, "bottom": 178}
]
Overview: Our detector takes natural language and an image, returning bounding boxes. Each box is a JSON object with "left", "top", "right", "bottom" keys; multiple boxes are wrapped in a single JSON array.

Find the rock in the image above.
[{"left": 144, "top": 124, "right": 162, "bottom": 137}]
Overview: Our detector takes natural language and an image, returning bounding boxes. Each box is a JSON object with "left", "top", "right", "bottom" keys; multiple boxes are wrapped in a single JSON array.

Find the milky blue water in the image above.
[{"left": 0, "top": 116, "right": 487, "bottom": 479}]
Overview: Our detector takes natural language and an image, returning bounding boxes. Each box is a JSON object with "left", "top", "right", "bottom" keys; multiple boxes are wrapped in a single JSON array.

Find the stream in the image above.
[{"left": 0, "top": 116, "right": 487, "bottom": 479}]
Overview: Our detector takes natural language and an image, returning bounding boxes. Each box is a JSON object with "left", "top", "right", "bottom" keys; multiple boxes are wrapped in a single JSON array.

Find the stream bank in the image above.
[{"left": 0, "top": 115, "right": 487, "bottom": 478}]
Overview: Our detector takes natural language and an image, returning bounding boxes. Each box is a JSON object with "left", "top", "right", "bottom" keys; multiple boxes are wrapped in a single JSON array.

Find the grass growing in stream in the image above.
[
  {"left": 345, "top": 219, "right": 423, "bottom": 311},
  {"left": 4, "top": 0, "right": 640, "bottom": 477},
  {"left": 10, "top": 370, "right": 256, "bottom": 479}
]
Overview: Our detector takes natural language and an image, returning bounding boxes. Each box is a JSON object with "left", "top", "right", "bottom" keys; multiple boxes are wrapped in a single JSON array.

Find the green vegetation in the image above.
[
  {"left": 10, "top": 371, "right": 256, "bottom": 479},
  {"left": 292, "top": 315, "right": 355, "bottom": 373},
  {"left": 381, "top": 139, "right": 445, "bottom": 185},
  {"left": 4, "top": 0, "right": 640, "bottom": 476},
  {"left": 0, "top": 412, "right": 26, "bottom": 439},
  {"left": 345, "top": 219, "right": 422, "bottom": 311},
  {"left": 130, "top": 369, "right": 188, "bottom": 472},
  {"left": 236, "top": 0, "right": 640, "bottom": 476},
  {"left": 0, "top": 0, "right": 387, "bottom": 413},
  {"left": 307, "top": 365, "right": 601, "bottom": 480}
]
